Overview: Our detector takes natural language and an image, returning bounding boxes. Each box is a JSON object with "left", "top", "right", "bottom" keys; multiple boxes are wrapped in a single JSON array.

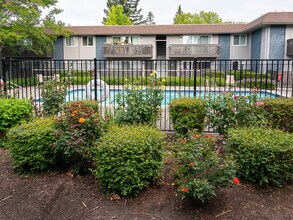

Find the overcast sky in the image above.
[{"left": 53, "top": 0, "right": 293, "bottom": 26}]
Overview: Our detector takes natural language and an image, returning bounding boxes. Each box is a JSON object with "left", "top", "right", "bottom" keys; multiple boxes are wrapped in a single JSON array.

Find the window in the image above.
[
  {"left": 183, "top": 35, "right": 212, "bottom": 44},
  {"left": 66, "top": 36, "right": 78, "bottom": 47},
  {"left": 112, "top": 36, "right": 139, "bottom": 44},
  {"left": 233, "top": 35, "right": 247, "bottom": 46},
  {"left": 82, "top": 36, "right": 94, "bottom": 46}
]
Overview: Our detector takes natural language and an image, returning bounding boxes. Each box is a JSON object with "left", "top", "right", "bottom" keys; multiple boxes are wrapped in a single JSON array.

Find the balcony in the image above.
[
  {"left": 169, "top": 44, "right": 220, "bottom": 59},
  {"left": 103, "top": 44, "right": 153, "bottom": 58}
]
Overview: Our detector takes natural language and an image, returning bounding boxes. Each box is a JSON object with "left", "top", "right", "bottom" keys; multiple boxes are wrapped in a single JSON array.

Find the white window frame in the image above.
[
  {"left": 82, "top": 36, "right": 94, "bottom": 47},
  {"left": 182, "top": 35, "right": 212, "bottom": 44},
  {"left": 65, "top": 36, "right": 78, "bottom": 47},
  {"left": 111, "top": 36, "right": 140, "bottom": 44},
  {"left": 233, "top": 34, "right": 247, "bottom": 46}
]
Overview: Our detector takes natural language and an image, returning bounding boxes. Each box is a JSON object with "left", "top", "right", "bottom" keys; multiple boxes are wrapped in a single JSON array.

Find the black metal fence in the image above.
[{"left": 1, "top": 58, "right": 293, "bottom": 131}]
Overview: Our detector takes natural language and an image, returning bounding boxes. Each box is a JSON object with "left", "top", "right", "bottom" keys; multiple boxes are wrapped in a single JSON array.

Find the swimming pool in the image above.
[{"left": 64, "top": 89, "right": 279, "bottom": 106}]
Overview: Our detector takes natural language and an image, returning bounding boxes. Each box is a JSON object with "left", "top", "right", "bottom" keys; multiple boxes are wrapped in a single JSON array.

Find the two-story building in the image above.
[{"left": 53, "top": 12, "right": 293, "bottom": 60}]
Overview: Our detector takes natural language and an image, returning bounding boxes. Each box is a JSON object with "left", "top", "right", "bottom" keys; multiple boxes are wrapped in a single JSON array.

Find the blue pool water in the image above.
[{"left": 64, "top": 89, "right": 279, "bottom": 106}]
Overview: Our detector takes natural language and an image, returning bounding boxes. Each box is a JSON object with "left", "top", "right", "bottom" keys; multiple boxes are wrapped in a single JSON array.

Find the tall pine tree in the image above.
[
  {"left": 103, "top": 0, "right": 144, "bottom": 25},
  {"left": 173, "top": 5, "right": 183, "bottom": 23},
  {"left": 145, "top": 11, "right": 155, "bottom": 25}
]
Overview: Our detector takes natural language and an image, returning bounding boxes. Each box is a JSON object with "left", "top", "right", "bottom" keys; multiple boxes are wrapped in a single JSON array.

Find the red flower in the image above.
[
  {"left": 189, "top": 162, "right": 194, "bottom": 167},
  {"left": 233, "top": 177, "right": 240, "bottom": 185},
  {"left": 180, "top": 139, "right": 185, "bottom": 143},
  {"left": 193, "top": 134, "right": 201, "bottom": 139},
  {"left": 183, "top": 188, "right": 189, "bottom": 193},
  {"left": 234, "top": 95, "right": 239, "bottom": 100}
]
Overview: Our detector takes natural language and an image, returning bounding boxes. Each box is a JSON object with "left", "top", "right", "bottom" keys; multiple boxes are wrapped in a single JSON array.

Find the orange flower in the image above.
[
  {"left": 189, "top": 162, "right": 194, "bottom": 167},
  {"left": 71, "top": 113, "right": 75, "bottom": 117},
  {"left": 180, "top": 139, "right": 185, "bottom": 143},
  {"left": 193, "top": 134, "right": 201, "bottom": 139},
  {"left": 183, "top": 188, "right": 189, "bottom": 193},
  {"left": 233, "top": 177, "right": 240, "bottom": 185},
  {"left": 78, "top": 118, "right": 86, "bottom": 123},
  {"left": 205, "top": 134, "right": 213, "bottom": 138}
]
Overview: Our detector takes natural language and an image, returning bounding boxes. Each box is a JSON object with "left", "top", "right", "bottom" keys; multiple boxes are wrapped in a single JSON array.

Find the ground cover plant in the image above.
[
  {"left": 227, "top": 127, "right": 293, "bottom": 186},
  {"left": 93, "top": 125, "right": 165, "bottom": 196}
]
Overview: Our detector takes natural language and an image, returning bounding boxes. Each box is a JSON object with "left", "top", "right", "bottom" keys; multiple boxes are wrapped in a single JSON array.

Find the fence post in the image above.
[
  {"left": 193, "top": 58, "right": 197, "bottom": 97},
  {"left": 94, "top": 58, "right": 97, "bottom": 101},
  {"left": 1, "top": 58, "right": 7, "bottom": 93}
]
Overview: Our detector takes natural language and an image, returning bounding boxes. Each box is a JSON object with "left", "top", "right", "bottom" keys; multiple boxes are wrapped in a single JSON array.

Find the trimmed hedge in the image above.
[
  {"left": 263, "top": 98, "right": 293, "bottom": 132},
  {"left": 227, "top": 127, "right": 293, "bottom": 186},
  {"left": 169, "top": 98, "right": 207, "bottom": 135},
  {"left": 6, "top": 118, "right": 57, "bottom": 174},
  {"left": 93, "top": 125, "right": 165, "bottom": 196},
  {"left": 0, "top": 98, "right": 32, "bottom": 133}
]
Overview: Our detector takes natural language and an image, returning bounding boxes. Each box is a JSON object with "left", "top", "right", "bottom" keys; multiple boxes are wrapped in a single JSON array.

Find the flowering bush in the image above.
[
  {"left": 54, "top": 100, "right": 108, "bottom": 174},
  {"left": 174, "top": 133, "right": 237, "bottom": 202},
  {"left": 207, "top": 92, "right": 267, "bottom": 135},
  {"left": 115, "top": 71, "right": 164, "bottom": 126},
  {"left": 41, "top": 79, "right": 68, "bottom": 116}
]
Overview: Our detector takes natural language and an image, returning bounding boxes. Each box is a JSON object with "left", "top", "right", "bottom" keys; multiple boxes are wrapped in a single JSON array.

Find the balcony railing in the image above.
[
  {"left": 103, "top": 44, "right": 153, "bottom": 58},
  {"left": 169, "top": 44, "right": 220, "bottom": 58}
]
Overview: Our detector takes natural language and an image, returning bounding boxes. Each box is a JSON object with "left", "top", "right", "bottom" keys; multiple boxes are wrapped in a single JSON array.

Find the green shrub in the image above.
[
  {"left": 93, "top": 125, "right": 165, "bottom": 196},
  {"left": 235, "top": 80, "right": 276, "bottom": 90},
  {"left": 0, "top": 98, "right": 32, "bottom": 133},
  {"left": 169, "top": 98, "right": 207, "bottom": 135},
  {"left": 115, "top": 72, "right": 164, "bottom": 126},
  {"left": 41, "top": 79, "right": 68, "bottom": 116},
  {"left": 54, "top": 100, "right": 107, "bottom": 174},
  {"left": 175, "top": 133, "right": 237, "bottom": 202},
  {"left": 207, "top": 92, "right": 267, "bottom": 135},
  {"left": 6, "top": 118, "right": 57, "bottom": 174},
  {"left": 263, "top": 98, "right": 293, "bottom": 132},
  {"left": 227, "top": 127, "right": 293, "bottom": 186}
]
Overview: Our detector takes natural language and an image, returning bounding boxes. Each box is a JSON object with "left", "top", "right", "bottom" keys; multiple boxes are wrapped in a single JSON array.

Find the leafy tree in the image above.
[
  {"left": 0, "top": 0, "right": 67, "bottom": 56},
  {"left": 173, "top": 8, "right": 223, "bottom": 24},
  {"left": 145, "top": 11, "right": 155, "bottom": 25},
  {"left": 104, "top": 5, "right": 132, "bottom": 25},
  {"left": 103, "top": 0, "right": 144, "bottom": 25}
]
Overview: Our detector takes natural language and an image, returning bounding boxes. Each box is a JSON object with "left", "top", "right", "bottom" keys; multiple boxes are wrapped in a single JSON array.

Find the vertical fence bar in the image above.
[
  {"left": 193, "top": 58, "right": 197, "bottom": 97},
  {"left": 1, "top": 58, "right": 7, "bottom": 94},
  {"left": 94, "top": 58, "right": 97, "bottom": 101}
]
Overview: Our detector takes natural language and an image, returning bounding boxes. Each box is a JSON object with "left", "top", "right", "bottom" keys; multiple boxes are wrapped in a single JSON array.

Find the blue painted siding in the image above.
[
  {"left": 269, "top": 25, "right": 285, "bottom": 59},
  {"left": 251, "top": 29, "right": 262, "bottom": 60},
  {"left": 53, "top": 37, "right": 64, "bottom": 68},
  {"left": 53, "top": 37, "right": 64, "bottom": 59},
  {"left": 96, "top": 36, "right": 106, "bottom": 59},
  {"left": 219, "top": 35, "right": 230, "bottom": 59},
  {"left": 218, "top": 35, "right": 230, "bottom": 71}
]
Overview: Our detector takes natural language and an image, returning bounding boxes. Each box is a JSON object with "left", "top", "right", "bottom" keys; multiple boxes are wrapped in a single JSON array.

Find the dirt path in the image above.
[{"left": 1, "top": 148, "right": 293, "bottom": 220}]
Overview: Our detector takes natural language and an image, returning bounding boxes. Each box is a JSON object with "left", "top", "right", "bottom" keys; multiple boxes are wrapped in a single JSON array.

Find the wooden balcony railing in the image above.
[
  {"left": 169, "top": 44, "right": 220, "bottom": 58},
  {"left": 103, "top": 44, "right": 153, "bottom": 58}
]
